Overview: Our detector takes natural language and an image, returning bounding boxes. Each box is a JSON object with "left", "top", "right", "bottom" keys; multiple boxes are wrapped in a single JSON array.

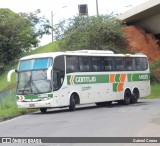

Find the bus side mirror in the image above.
[
  {"left": 7, "top": 69, "right": 16, "bottom": 82},
  {"left": 47, "top": 66, "right": 52, "bottom": 80}
]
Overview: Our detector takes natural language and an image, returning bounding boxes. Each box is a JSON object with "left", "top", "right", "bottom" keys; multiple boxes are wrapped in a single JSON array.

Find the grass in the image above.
[
  {"left": 146, "top": 84, "right": 160, "bottom": 99},
  {"left": 0, "top": 92, "right": 36, "bottom": 121}
]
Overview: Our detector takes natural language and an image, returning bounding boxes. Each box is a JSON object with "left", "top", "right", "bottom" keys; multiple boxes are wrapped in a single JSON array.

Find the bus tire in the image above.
[
  {"left": 40, "top": 108, "right": 47, "bottom": 113},
  {"left": 69, "top": 94, "right": 76, "bottom": 111},
  {"left": 117, "top": 100, "right": 124, "bottom": 104},
  {"left": 105, "top": 101, "right": 112, "bottom": 105},
  {"left": 123, "top": 89, "right": 131, "bottom": 105},
  {"left": 131, "top": 89, "right": 139, "bottom": 103}
]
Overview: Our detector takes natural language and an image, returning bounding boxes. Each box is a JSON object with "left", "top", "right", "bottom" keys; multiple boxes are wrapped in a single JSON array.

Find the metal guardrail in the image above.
[
  {"left": 0, "top": 85, "right": 15, "bottom": 109},
  {"left": 0, "top": 90, "right": 12, "bottom": 109},
  {"left": 0, "top": 90, "right": 12, "bottom": 100}
]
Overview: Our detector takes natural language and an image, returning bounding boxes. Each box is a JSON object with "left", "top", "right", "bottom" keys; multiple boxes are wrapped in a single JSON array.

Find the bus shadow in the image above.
[{"left": 33, "top": 100, "right": 149, "bottom": 115}]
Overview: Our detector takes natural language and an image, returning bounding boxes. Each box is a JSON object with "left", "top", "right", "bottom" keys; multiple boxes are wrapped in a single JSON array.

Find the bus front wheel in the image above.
[
  {"left": 69, "top": 94, "right": 76, "bottom": 111},
  {"left": 40, "top": 108, "right": 47, "bottom": 113}
]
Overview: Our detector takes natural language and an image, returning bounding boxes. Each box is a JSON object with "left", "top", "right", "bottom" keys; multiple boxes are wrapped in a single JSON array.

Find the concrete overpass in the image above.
[{"left": 118, "top": 0, "right": 160, "bottom": 37}]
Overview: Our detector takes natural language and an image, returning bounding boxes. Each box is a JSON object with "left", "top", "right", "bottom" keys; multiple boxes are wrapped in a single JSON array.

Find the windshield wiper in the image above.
[
  {"left": 31, "top": 80, "right": 40, "bottom": 94},
  {"left": 22, "top": 74, "right": 32, "bottom": 95}
]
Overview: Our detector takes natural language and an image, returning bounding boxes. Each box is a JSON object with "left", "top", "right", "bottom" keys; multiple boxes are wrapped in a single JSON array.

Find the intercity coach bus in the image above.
[{"left": 7, "top": 50, "right": 150, "bottom": 113}]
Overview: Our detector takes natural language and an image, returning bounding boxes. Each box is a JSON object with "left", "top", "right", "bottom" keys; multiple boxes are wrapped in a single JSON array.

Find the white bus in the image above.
[{"left": 7, "top": 50, "right": 150, "bottom": 113}]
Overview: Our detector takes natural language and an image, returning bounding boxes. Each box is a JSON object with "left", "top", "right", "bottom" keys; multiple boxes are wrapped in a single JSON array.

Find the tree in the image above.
[
  {"left": 54, "top": 14, "right": 127, "bottom": 52},
  {"left": 150, "top": 59, "right": 160, "bottom": 84},
  {"left": 0, "top": 8, "right": 51, "bottom": 66}
]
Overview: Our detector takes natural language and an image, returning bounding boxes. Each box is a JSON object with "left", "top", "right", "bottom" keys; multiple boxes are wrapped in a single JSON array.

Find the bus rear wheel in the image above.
[
  {"left": 131, "top": 89, "right": 139, "bottom": 103},
  {"left": 123, "top": 90, "right": 131, "bottom": 105},
  {"left": 69, "top": 94, "right": 76, "bottom": 111},
  {"left": 40, "top": 108, "right": 47, "bottom": 113}
]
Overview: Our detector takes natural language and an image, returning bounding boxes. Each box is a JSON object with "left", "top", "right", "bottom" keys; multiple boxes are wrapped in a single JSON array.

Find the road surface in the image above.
[{"left": 0, "top": 98, "right": 160, "bottom": 146}]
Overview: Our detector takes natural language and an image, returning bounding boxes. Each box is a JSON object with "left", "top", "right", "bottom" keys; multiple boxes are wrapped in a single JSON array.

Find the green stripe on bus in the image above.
[
  {"left": 16, "top": 93, "right": 53, "bottom": 100},
  {"left": 16, "top": 95, "right": 38, "bottom": 100},
  {"left": 67, "top": 74, "right": 109, "bottom": 85},
  {"left": 115, "top": 74, "right": 120, "bottom": 82},
  {"left": 127, "top": 73, "right": 150, "bottom": 81},
  {"left": 24, "top": 95, "right": 39, "bottom": 99},
  {"left": 67, "top": 73, "right": 150, "bottom": 85},
  {"left": 128, "top": 74, "right": 132, "bottom": 82},
  {"left": 113, "top": 83, "right": 118, "bottom": 92}
]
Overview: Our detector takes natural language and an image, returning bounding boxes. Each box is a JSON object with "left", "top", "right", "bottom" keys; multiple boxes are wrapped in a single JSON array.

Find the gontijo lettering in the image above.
[{"left": 75, "top": 76, "right": 96, "bottom": 83}]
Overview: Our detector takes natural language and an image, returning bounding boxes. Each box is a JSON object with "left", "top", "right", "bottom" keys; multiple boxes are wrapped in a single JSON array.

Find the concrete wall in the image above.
[
  {"left": 136, "top": 13, "right": 160, "bottom": 34},
  {"left": 118, "top": 0, "right": 160, "bottom": 35}
]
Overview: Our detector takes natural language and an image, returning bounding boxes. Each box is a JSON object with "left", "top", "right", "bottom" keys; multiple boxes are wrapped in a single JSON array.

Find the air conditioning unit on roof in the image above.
[{"left": 66, "top": 50, "right": 114, "bottom": 54}]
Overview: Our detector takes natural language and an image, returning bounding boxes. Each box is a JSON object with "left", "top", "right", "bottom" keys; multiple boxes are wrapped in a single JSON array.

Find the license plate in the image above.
[{"left": 29, "top": 104, "right": 35, "bottom": 108}]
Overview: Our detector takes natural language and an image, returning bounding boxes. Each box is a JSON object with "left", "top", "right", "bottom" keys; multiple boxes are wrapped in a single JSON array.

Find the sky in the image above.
[{"left": 0, "top": 0, "right": 149, "bottom": 46}]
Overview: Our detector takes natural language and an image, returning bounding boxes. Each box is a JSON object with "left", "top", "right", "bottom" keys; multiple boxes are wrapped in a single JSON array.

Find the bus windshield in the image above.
[
  {"left": 19, "top": 58, "right": 52, "bottom": 71},
  {"left": 17, "top": 58, "right": 53, "bottom": 95}
]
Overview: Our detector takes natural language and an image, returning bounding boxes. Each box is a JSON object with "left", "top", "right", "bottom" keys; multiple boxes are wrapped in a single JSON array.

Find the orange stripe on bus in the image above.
[
  {"left": 120, "top": 74, "right": 126, "bottom": 82},
  {"left": 117, "top": 83, "right": 124, "bottom": 92},
  {"left": 110, "top": 74, "right": 115, "bottom": 83}
]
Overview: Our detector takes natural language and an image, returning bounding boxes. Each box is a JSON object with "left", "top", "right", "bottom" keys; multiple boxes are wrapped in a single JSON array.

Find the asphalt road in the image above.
[{"left": 0, "top": 98, "right": 160, "bottom": 146}]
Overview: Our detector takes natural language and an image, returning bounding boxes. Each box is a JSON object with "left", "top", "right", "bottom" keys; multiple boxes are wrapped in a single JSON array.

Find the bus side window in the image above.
[
  {"left": 135, "top": 58, "right": 141, "bottom": 70},
  {"left": 79, "top": 56, "right": 92, "bottom": 72},
  {"left": 115, "top": 57, "right": 125, "bottom": 71},
  {"left": 143, "top": 58, "right": 148, "bottom": 70},
  {"left": 135, "top": 57, "right": 148, "bottom": 71},
  {"left": 92, "top": 57, "right": 102, "bottom": 71},
  {"left": 125, "top": 58, "right": 135, "bottom": 71},
  {"left": 66, "top": 56, "right": 79, "bottom": 73},
  {"left": 53, "top": 55, "right": 65, "bottom": 90},
  {"left": 103, "top": 57, "right": 113, "bottom": 71},
  {"left": 53, "top": 71, "right": 59, "bottom": 90}
]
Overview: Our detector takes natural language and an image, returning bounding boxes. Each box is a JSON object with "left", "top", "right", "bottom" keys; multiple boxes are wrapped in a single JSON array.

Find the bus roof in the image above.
[
  {"left": 20, "top": 52, "right": 65, "bottom": 60},
  {"left": 20, "top": 50, "right": 147, "bottom": 60}
]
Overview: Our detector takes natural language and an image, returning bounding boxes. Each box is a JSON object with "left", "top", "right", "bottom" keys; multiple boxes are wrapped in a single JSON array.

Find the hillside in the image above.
[
  {"left": 124, "top": 25, "right": 160, "bottom": 62},
  {"left": 0, "top": 42, "right": 59, "bottom": 91}
]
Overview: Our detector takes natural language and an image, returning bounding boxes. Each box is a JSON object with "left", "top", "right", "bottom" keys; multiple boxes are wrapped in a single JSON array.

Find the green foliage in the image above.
[
  {"left": 28, "top": 41, "right": 60, "bottom": 55},
  {"left": 0, "top": 8, "right": 51, "bottom": 66},
  {"left": 0, "top": 92, "right": 36, "bottom": 120},
  {"left": 146, "top": 84, "right": 160, "bottom": 99},
  {"left": 150, "top": 59, "right": 160, "bottom": 84},
  {"left": 54, "top": 15, "right": 127, "bottom": 52}
]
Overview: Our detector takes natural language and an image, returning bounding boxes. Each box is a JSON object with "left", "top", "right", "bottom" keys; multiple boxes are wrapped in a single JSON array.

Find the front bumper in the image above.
[{"left": 17, "top": 99, "right": 54, "bottom": 109}]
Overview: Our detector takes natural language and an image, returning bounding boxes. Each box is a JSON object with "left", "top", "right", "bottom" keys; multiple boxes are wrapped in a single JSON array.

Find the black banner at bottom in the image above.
[{"left": 0, "top": 137, "right": 160, "bottom": 144}]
